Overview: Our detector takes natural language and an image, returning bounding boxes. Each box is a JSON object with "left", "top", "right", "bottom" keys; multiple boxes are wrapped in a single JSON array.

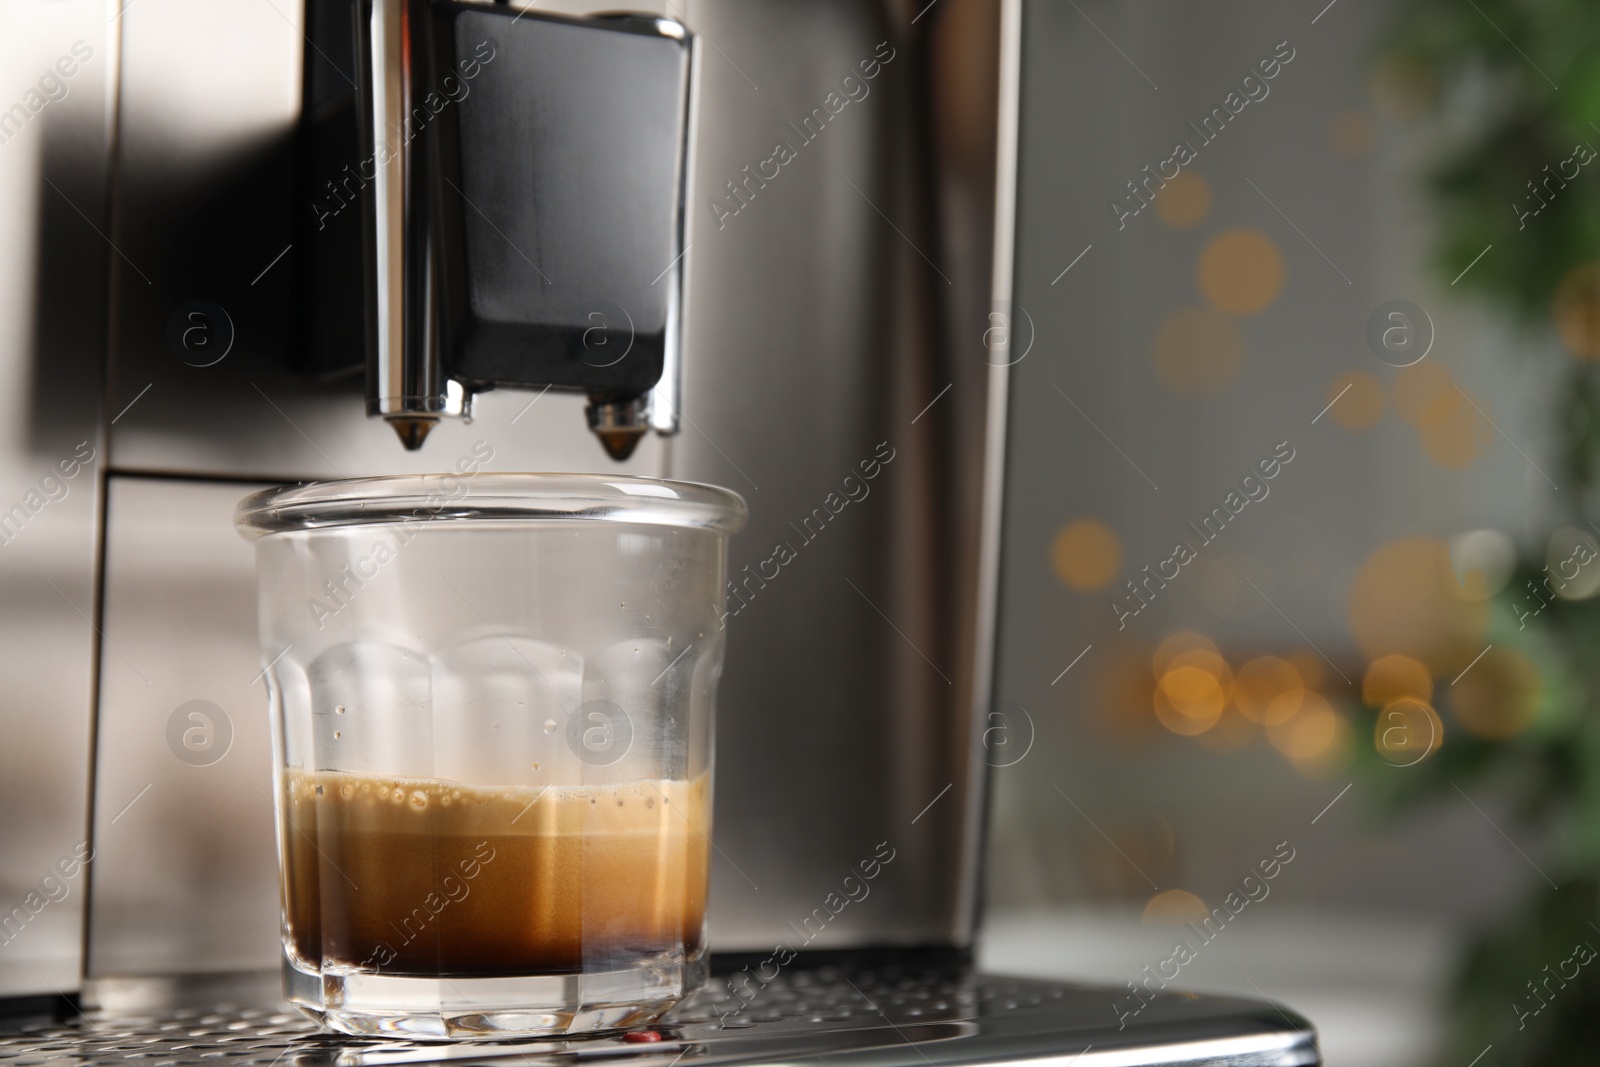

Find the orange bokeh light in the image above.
[
  {"left": 1267, "top": 692, "right": 1348, "bottom": 772},
  {"left": 1451, "top": 647, "right": 1541, "bottom": 739},
  {"left": 1151, "top": 305, "right": 1246, "bottom": 397},
  {"left": 1198, "top": 229, "right": 1285, "bottom": 317},
  {"left": 1327, "top": 370, "right": 1385, "bottom": 431},
  {"left": 1051, "top": 518, "right": 1123, "bottom": 591},
  {"left": 1234, "top": 656, "right": 1306, "bottom": 725},
  {"left": 1346, "top": 538, "right": 1489, "bottom": 673},
  {"left": 1153, "top": 632, "right": 1220, "bottom": 675},
  {"left": 1374, "top": 697, "right": 1443, "bottom": 766},
  {"left": 1554, "top": 263, "right": 1600, "bottom": 360},
  {"left": 1155, "top": 665, "right": 1227, "bottom": 735},
  {"left": 1156, "top": 170, "right": 1212, "bottom": 230},
  {"left": 1362, "top": 654, "right": 1434, "bottom": 707}
]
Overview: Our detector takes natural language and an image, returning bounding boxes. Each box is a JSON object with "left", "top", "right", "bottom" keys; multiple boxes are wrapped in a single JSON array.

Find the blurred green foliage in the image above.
[
  {"left": 1368, "top": 2, "right": 1600, "bottom": 1062},
  {"left": 1388, "top": 0, "right": 1600, "bottom": 320}
]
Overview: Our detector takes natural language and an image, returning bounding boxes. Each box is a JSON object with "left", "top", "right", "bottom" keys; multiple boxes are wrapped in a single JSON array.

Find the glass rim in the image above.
[{"left": 234, "top": 473, "right": 748, "bottom": 539}]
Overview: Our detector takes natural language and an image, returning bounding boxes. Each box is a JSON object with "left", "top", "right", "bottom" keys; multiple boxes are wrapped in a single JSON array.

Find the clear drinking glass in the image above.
[{"left": 235, "top": 473, "right": 746, "bottom": 1040}]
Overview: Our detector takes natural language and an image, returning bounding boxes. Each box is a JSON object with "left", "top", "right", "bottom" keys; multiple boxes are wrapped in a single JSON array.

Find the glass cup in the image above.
[{"left": 235, "top": 473, "right": 746, "bottom": 1040}]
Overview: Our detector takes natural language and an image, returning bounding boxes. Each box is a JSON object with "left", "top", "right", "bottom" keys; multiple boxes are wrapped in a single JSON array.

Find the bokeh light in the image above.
[
  {"left": 1198, "top": 229, "right": 1285, "bottom": 317},
  {"left": 1155, "top": 665, "right": 1228, "bottom": 735},
  {"left": 1327, "top": 369, "right": 1385, "bottom": 431},
  {"left": 1050, "top": 518, "right": 1122, "bottom": 591},
  {"left": 1553, "top": 262, "right": 1600, "bottom": 360},
  {"left": 1150, "top": 305, "right": 1246, "bottom": 397},
  {"left": 1415, "top": 384, "right": 1493, "bottom": 470},
  {"left": 1266, "top": 692, "right": 1351, "bottom": 776},
  {"left": 1449, "top": 528, "right": 1516, "bottom": 601},
  {"left": 1156, "top": 170, "right": 1211, "bottom": 230},
  {"left": 1451, "top": 647, "right": 1541, "bottom": 740},
  {"left": 1327, "top": 108, "right": 1375, "bottom": 158},
  {"left": 1347, "top": 538, "right": 1489, "bottom": 672},
  {"left": 1393, "top": 361, "right": 1454, "bottom": 426},
  {"left": 1152, "top": 631, "right": 1221, "bottom": 675},
  {"left": 1095, "top": 651, "right": 1161, "bottom": 745},
  {"left": 1545, "top": 527, "right": 1600, "bottom": 600},
  {"left": 1362, "top": 654, "right": 1433, "bottom": 707},
  {"left": 1373, "top": 697, "right": 1443, "bottom": 766},
  {"left": 1234, "top": 656, "right": 1306, "bottom": 725},
  {"left": 1151, "top": 635, "right": 1234, "bottom": 738}
]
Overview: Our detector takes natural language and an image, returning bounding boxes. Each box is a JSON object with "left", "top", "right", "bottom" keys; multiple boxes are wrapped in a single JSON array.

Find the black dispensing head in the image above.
[{"left": 350, "top": 1, "right": 693, "bottom": 456}]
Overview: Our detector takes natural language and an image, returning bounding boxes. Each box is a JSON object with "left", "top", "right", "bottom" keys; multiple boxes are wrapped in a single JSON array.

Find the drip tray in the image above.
[{"left": 3, "top": 964, "right": 1318, "bottom": 1067}]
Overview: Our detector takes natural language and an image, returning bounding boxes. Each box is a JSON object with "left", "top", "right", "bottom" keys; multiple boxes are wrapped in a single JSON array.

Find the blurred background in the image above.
[{"left": 980, "top": 1, "right": 1600, "bottom": 1065}]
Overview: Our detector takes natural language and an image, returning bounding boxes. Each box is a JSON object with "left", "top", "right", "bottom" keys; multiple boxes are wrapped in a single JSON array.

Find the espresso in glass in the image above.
[
  {"left": 281, "top": 772, "right": 710, "bottom": 977},
  {"left": 237, "top": 474, "right": 744, "bottom": 1039}
]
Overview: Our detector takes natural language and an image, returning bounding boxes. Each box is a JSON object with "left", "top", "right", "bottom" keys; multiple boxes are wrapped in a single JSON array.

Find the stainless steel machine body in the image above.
[
  {"left": 0, "top": 0, "right": 1317, "bottom": 1062},
  {"left": 0, "top": 0, "right": 1009, "bottom": 997}
]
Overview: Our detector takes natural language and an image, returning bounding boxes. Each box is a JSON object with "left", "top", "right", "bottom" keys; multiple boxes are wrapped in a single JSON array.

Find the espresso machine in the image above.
[{"left": 0, "top": 0, "right": 1315, "bottom": 1063}]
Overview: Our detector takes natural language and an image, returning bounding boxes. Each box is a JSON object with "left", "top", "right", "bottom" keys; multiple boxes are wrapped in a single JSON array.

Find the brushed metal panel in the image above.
[
  {"left": 0, "top": 0, "right": 114, "bottom": 998},
  {"left": 673, "top": 0, "right": 1010, "bottom": 951},
  {"left": 86, "top": 476, "right": 279, "bottom": 978}
]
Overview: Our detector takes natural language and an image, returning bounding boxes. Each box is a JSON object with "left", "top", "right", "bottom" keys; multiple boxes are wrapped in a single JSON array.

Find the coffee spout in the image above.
[
  {"left": 596, "top": 429, "right": 646, "bottom": 462},
  {"left": 587, "top": 396, "right": 650, "bottom": 462},
  {"left": 388, "top": 417, "right": 436, "bottom": 452}
]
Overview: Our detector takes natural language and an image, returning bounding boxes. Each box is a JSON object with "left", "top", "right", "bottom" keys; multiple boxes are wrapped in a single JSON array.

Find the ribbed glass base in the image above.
[{"left": 283, "top": 951, "right": 705, "bottom": 1040}]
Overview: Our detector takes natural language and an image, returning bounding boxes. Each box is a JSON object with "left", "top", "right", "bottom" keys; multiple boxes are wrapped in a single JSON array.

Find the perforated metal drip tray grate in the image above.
[{"left": 1, "top": 962, "right": 1318, "bottom": 1067}]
